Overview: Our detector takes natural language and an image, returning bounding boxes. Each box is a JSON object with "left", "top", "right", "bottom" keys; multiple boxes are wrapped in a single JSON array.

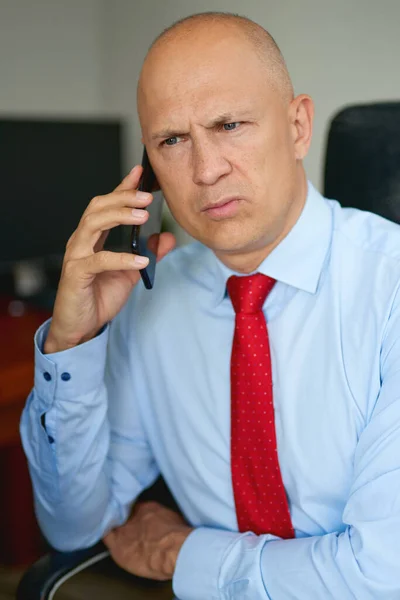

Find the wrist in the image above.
[
  {"left": 44, "top": 334, "right": 73, "bottom": 354},
  {"left": 43, "top": 327, "right": 80, "bottom": 354},
  {"left": 163, "top": 527, "right": 193, "bottom": 578},
  {"left": 43, "top": 324, "right": 104, "bottom": 354}
]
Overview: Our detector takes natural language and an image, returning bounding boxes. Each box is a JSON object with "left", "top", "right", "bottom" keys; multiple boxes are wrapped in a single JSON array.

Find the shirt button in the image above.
[
  {"left": 43, "top": 372, "right": 51, "bottom": 381},
  {"left": 61, "top": 372, "right": 71, "bottom": 381},
  {"left": 48, "top": 435, "right": 55, "bottom": 444}
]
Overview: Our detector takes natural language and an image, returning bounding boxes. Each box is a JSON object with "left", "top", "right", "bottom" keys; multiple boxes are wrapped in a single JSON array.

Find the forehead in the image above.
[{"left": 138, "top": 33, "right": 271, "bottom": 133}]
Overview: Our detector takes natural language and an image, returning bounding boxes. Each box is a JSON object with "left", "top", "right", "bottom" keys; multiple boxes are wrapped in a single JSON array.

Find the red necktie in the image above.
[{"left": 227, "top": 273, "right": 294, "bottom": 539}]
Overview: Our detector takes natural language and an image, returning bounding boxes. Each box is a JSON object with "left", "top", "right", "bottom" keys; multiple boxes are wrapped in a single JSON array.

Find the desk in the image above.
[{"left": 0, "top": 296, "right": 51, "bottom": 565}]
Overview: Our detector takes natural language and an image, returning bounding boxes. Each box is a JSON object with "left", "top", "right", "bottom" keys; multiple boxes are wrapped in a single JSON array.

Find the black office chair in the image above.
[
  {"left": 17, "top": 101, "right": 400, "bottom": 599},
  {"left": 323, "top": 101, "right": 400, "bottom": 221}
]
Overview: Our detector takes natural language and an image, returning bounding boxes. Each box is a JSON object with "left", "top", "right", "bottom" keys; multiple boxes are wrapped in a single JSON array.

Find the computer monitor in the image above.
[{"left": 0, "top": 117, "right": 124, "bottom": 267}]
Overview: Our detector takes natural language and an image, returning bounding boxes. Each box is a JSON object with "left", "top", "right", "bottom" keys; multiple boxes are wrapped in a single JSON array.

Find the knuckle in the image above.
[
  {"left": 62, "top": 258, "right": 78, "bottom": 279},
  {"left": 120, "top": 252, "right": 134, "bottom": 266},
  {"left": 116, "top": 189, "right": 134, "bottom": 205},
  {"left": 81, "top": 212, "right": 96, "bottom": 230},
  {"left": 117, "top": 207, "right": 129, "bottom": 221},
  {"left": 146, "top": 501, "right": 161, "bottom": 510},
  {"left": 90, "top": 195, "right": 104, "bottom": 209},
  {"left": 65, "top": 230, "right": 76, "bottom": 250},
  {"left": 96, "top": 251, "right": 112, "bottom": 267}
]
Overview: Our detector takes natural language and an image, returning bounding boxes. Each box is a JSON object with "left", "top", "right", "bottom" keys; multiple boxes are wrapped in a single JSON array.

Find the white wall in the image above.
[
  {"left": 100, "top": 0, "right": 400, "bottom": 191},
  {"left": 0, "top": 0, "right": 105, "bottom": 115},
  {"left": 1, "top": 0, "right": 400, "bottom": 196}
]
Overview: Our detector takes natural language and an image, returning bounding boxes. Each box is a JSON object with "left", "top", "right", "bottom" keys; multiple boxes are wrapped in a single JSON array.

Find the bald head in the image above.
[{"left": 142, "top": 12, "right": 294, "bottom": 102}]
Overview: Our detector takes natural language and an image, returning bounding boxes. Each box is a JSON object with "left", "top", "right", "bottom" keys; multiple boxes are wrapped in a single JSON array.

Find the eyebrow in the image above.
[
  {"left": 151, "top": 110, "right": 254, "bottom": 141},
  {"left": 151, "top": 128, "right": 181, "bottom": 141}
]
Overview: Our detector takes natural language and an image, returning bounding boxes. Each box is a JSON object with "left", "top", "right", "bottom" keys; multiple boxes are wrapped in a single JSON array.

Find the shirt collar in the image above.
[{"left": 207, "top": 181, "right": 333, "bottom": 306}]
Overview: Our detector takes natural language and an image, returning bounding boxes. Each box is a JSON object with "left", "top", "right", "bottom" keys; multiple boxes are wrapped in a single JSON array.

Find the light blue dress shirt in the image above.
[{"left": 21, "top": 181, "right": 400, "bottom": 599}]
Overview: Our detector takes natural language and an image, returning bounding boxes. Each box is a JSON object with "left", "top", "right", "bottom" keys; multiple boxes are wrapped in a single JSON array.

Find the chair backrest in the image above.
[{"left": 323, "top": 102, "right": 400, "bottom": 223}]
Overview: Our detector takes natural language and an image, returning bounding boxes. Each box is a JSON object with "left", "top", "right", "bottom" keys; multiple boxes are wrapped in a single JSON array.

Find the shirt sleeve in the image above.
[
  {"left": 173, "top": 291, "right": 400, "bottom": 599},
  {"left": 20, "top": 307, "right": 159, "bottom": 551}
]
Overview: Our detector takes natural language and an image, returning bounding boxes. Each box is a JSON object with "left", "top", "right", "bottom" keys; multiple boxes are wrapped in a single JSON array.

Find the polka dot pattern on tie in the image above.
[{"left": 227, "top": 272, "right": 294, "bottom": 539}]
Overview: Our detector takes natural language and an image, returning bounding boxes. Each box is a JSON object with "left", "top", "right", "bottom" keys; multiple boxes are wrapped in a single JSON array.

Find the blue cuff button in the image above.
[
  {"left": 43, "top": 372, "right": 51, "bottom": 381},
  {"left": 61, "top": 372, "right": 71, "bottom": 381},
  {"left": 48, "top": 436, "right": 55, "bottom": 444}
]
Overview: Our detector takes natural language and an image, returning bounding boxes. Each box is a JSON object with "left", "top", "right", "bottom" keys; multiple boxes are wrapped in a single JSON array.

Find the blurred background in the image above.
[
  {"left": 1, "top": 0, "right": 400, "bottom": 595},
  {"left": 2, "top": 0, "right": 400, "bottom": 186},
  {"left": 2, "top": 0, "right": 400, "bottom": 293}
]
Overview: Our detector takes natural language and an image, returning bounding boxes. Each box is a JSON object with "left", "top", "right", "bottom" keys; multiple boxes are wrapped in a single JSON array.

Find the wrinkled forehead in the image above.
[{"left": 138, "top": 34, "right": 270, "bottom": 136}]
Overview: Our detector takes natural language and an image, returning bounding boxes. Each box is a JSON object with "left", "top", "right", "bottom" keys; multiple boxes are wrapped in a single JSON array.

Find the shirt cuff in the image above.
[
  {"left": 34, "top": 318, "right": 110, "bottom": 407},
  {"left": 172, "top": 527, "right": 240, "bottom": 600}
]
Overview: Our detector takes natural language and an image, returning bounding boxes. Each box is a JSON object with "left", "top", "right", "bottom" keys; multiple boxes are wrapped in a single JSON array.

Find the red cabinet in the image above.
[{"left": 0, "top": 296, "right": 51, "bottom": 565}]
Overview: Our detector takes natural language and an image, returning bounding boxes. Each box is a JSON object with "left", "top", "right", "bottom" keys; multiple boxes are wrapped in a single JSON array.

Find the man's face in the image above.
[{"left": 139, "top": 31, "right": 304, "bottom": 262}]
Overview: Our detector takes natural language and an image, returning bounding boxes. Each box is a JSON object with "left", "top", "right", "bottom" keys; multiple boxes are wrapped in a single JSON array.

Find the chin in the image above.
[
  {"left": 186, "top": 213, "right": 273, "bottom": 254},
  {"left": 201, "top": 230, "right": 258, "bottom": 255}
]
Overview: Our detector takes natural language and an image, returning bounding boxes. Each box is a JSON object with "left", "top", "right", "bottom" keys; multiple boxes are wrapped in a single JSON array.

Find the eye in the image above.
[
  {"left": 223, "top": 122, "right": 241, "bottom": 131},
  {"left": 163, "top": 136, "right": 181, "bottom": 146}
]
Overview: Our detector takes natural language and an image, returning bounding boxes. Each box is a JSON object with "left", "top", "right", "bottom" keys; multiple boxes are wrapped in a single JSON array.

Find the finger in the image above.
[
  {"left": 156, "top": 232, "right": 177, "bottom": 262},
  {"left": 77, "top": 251, "right": 149, "bottom": 277},
  {"left": 70, "top": 207, "right": 149, "bottom": 257},
  {"left": 82, "top": 189, "right": 153, "bottom": 221},
  {"left": 114, "top": 164, "right": 143, "bottom": 192}
]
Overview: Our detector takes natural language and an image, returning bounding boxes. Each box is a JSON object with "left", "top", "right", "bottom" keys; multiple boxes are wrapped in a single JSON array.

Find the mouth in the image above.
[{"left": 201, "top": 197, "right": 242, "bottom": 219}]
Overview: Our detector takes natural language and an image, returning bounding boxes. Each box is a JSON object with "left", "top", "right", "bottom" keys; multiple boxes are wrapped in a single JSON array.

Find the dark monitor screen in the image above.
[{"left": 0, "top": 118, "right": 124, "bottom": 265}]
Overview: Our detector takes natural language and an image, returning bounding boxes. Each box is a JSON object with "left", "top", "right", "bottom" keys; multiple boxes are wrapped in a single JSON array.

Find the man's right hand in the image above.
[{"left": 44, "top": 165, "right": 176, "bottom": 354}]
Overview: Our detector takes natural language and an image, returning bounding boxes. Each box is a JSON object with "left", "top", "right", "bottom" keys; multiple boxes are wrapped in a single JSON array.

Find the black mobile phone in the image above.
[{"left": 130, "top": 148, "right": 164, "bottom": 289}]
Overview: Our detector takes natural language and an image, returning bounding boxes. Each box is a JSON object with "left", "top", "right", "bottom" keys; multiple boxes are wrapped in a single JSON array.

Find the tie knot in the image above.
[{"left": 227, "top": 273, "right": 276, "bottom": 314}]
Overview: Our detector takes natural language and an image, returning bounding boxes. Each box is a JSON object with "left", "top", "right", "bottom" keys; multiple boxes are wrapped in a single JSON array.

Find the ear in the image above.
[{"left": 288, "top": 94, "right": 314, "bottom": 161}]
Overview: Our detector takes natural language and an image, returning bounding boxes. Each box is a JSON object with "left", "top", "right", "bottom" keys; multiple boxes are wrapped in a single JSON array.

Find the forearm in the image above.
[
  {"left": 20, "top": 319, "right": 158, "bottom": 551},
  {"left": 173, "top": 524, "right": 397, "bottom": 600},
  {"left": 20, "top": 320, "right": 114, "bottom": 548},
  {"left": 21, "top": 389, "right": 114, "bottom": 550},
  {"left": 174, "top": 366, "right": 400, "bottom": 599}
]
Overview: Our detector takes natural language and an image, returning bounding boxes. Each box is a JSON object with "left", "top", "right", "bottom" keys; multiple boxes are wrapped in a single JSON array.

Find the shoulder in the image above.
[
  {"left": 325, "top": 200, "right": 400, "bottom": 341},
  {"left": 329, "top": 199, "right": 400, "bottom": 265}
]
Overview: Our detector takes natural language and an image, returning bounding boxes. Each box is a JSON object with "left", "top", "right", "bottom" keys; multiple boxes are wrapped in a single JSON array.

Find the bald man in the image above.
[{"left": 21, "top": 12, "right": 400, "bottom": 599}]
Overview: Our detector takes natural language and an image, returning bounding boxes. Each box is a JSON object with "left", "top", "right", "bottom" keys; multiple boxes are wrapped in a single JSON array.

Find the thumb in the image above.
[
  {"left": 102, "top": 529, "right": 116, "bottom": 548},
  {"left": 156, "top": 232, "right": 177, "bottom": 262},
  {"left": 114, "top": 165, "right": 143, "bottom": 192}
]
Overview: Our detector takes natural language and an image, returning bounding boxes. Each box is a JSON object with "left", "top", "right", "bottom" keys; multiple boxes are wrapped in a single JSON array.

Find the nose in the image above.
[{"left": 191, "top": 136, "right": 232, "bottom": 186}]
